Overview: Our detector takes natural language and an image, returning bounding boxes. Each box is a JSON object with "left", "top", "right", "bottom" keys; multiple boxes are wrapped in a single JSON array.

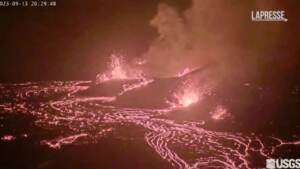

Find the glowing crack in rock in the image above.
[
  {"left": 177, "top": 68, "right": 192, "bottom": 77},
  {"left": 0, "top": 81, "right": 299, "bottom": 169},
  {"left": 41, "top": 133, "right": 88, "bottom": 149},
  {"left": 210, "top": 105, "right": 229, "bottom": 120},
  {"left": 1, "top": 135, "right": 16, "bottom": 142},
  {"left": 120, "top": 79, "right": 154, "bottom": 95},
  {"left": 22, "top": 134, "right": 29, "bottom": 138}
]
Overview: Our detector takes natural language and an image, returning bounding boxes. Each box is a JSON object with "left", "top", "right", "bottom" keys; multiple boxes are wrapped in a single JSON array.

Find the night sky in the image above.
[
  {"left": 1, "top": 1, "right": 300, "bottom": 168},
  {"left": 0, "top": 0, "right": 299, "bottom": 82}
]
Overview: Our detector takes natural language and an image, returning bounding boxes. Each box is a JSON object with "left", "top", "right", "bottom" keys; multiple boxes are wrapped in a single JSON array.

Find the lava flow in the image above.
[{"left": 0, "top": 58, "right": 299, "bottom": 169}]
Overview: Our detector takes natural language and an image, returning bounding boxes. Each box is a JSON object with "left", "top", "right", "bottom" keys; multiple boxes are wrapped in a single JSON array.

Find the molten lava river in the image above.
[{"left": 0, "top": 79, "right": 299, "bottom": 168}]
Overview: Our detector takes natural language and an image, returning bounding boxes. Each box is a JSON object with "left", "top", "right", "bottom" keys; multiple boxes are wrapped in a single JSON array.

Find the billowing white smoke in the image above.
[
  {"left": 143, "top": 3, "right": 191, "bottom": 77},
  {"left": 143, "top": 0, "right": 283, "bottom": 83}
]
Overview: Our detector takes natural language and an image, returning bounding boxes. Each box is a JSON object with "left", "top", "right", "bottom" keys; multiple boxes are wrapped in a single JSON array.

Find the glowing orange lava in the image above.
[
  {"left": 109, "top": 55, "right": 128, "bottom": 79},
  {"left": 168, "top": 80, "right": 203, "bottom": 108},
  {"left": 96, "top": 55, "right": 127, "bottom": 83},
  {"left": 211, "top": 105, "right": 228, "bottom": 120},
  {"left": 96, "top": 54, "right": 145, "bottom": 84},
  {"left": 176, "top": 88, "right": 199, "bottom": 107},
  {"left": 176, "top": 68, "right": 191, "bottom": 77}
]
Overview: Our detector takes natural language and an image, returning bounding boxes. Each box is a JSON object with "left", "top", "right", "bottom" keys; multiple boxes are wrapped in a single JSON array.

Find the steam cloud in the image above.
[{"left": 143, "top": 0, "right": 286, "bottom": 85}]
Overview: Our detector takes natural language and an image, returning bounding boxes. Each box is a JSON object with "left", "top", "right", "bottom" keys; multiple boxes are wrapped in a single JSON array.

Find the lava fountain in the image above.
[
  {"left": 96, "top": 54, "right": 145, "bottom": 84},
  {"left": 108, "top": 54, "right": 127, "bottom": 80},
  {"left": 168, "top": 79, "right": 205, "bottom": 108},
  {"left": 175, "top": 85, "right": 199, "bottom": 107}
]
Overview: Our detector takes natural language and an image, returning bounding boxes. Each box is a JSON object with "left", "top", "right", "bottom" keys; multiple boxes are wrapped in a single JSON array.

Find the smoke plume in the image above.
[{"left": 143, "top": 0, "right": 288, "bottom": 86}]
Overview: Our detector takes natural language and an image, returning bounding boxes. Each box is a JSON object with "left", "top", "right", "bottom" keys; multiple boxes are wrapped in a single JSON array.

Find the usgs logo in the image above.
[{"left": 266, "top": 159, "right": 300, "bottom": 169}]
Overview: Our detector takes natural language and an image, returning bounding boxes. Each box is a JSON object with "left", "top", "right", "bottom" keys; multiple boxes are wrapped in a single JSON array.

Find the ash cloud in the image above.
[{"left": 143, "top": 0, "right": 291, "bottom": 86}]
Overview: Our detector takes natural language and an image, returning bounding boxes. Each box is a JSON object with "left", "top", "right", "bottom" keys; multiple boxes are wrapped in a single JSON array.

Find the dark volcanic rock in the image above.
[
  {"left": 76, "top": 79, "right": 144, "bottom": 97},
  {"left": 113, "top": 77, "right": 179, "bottom": 109},
  {"left": 77, "top": 66, "right": 210, "bottom": 109}
]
